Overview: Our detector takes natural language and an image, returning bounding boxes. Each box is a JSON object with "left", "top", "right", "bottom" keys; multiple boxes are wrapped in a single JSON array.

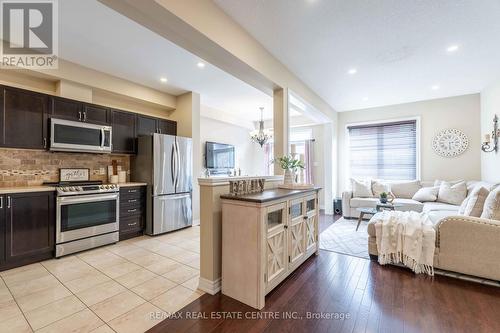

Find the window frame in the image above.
[{"left": 344, "top": 116, "right": 421, "bottom": 185}]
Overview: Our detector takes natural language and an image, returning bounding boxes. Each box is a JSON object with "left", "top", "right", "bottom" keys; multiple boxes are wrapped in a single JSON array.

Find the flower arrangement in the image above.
[{"left": 273, "top": 155, "right": 304, "bottom": 185}]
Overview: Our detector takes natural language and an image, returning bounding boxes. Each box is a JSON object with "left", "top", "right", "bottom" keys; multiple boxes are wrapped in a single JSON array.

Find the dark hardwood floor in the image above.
[
  {"left": 149, "top": 250, "right": 500, "bottom": 333},
  {"left": 319, "top": 211, "right": 342, "bottom": 233}
]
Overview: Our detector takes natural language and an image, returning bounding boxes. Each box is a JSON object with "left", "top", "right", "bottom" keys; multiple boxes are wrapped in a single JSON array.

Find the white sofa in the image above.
[{"left": 341, "top": 180, "right": 500, "bottom": 281}]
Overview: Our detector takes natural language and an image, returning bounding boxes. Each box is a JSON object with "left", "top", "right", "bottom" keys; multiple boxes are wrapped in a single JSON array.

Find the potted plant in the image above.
[
  {"left": 380, "top": 192, "right": 388, "bottom": 204},
  {"left": 273, "top": 155, "right": 305, "bottom": 185}
]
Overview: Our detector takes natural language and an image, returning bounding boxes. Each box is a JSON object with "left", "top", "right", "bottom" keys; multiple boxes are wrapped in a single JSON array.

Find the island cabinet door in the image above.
[
  {"left": 304, "top": 195, "right": 318, "bottom": 255},
  {"left": 288, "top": 198, "right": 306, "bottom": 270},
  {"left": 265, "top": 202, "right": 288, "bottom": 292}
]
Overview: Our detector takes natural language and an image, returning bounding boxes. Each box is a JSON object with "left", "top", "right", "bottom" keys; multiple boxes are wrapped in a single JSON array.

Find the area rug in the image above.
[{"left": 320, "top": 217, "right": 370, "bottom": 259}]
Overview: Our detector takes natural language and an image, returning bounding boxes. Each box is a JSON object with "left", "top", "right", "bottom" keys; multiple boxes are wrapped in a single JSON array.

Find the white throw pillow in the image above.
[
  {"left": 390, "top": 180, "right": 422, "bottom": 199},
  {"left": 463, "top": 187, "right": 489, "bottom": 217},
  {"left": 351, "top": 178, "right": 373, "bottom": 198},
  {"left": 434, "top": 179, "right": 464, "bottom": 187},
  {"left": 372, "top": 180, "right": 391, "bottom": 197},
  {"left": 412, "top": 186, "right": 439, "bottom": 202},
  {"left": 437, "top": 181, "right": 467, "bottom": 205},
  {"left": 458, "top": 197, "right": 469, "bottom": 215},
  {"left": 480, "top": 188, "right": 500, "bottom": 221}
]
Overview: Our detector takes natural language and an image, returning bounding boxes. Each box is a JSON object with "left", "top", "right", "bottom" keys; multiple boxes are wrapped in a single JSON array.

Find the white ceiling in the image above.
[
  {"left": 59, "top": 0, "right": 272, "bottom": 121},
  {"left": 214, "top": 0, "right": 500, "bottom": 111}
]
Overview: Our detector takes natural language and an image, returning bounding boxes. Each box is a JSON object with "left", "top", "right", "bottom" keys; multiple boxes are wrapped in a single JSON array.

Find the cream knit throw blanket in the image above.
[{"left": 373, "top": 210, "right": 436, "bottom": 276}]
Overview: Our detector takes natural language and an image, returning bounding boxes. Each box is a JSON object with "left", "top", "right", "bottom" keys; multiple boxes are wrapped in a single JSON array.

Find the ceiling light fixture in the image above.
[
  {"left": 250, "top": 107, "right": 272, "bottom": 148},
  {"left": 160, "top": 77, "right": 168, "bottom": 83},
  {"left": 348, "top": 68, "right": 357, "bottom": 75},
  {"left": 446, "top": 45, "right": 459, "bottom": 53},
  {"left": 431, "top": 85, "right": 440, "bottom": 90},
  {"left": 197, "top": 62, "right": 205, "bottom": 68}
]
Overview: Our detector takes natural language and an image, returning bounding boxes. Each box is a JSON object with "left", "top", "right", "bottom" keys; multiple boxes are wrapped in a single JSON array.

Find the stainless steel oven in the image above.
[
  {"left": 56, "top": 184, "right": 119, "bottom": 257},
  {"left": 50, "top": 118, "right": 112, "bottom": 153}
]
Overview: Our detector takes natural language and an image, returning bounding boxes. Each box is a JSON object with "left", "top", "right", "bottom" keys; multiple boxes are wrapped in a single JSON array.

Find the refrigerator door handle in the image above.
[
  {"left": 175, "top": 139, "right": 181, "bottom": 189},
  {"left": 170, "top": 143, "right": 176, "bottom": 187}
]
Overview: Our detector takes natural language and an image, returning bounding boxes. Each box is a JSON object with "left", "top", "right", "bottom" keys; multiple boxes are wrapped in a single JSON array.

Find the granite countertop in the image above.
[
  {"left": 220, "top": 187, "right": 321, "bottom": 203},
  {"left": 0, "top": 182, "right": 148, "bottom": 194}
]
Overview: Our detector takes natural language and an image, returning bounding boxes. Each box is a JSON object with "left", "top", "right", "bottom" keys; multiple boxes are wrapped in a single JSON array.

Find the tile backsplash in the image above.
[{"left": 0, "top": 148, "right": 130, "bottom": 187}]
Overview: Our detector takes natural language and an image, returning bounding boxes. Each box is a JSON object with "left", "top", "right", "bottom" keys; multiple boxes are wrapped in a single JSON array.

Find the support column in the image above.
[{"left": 273, "top": 88, "right": 289, "bottom": 175}]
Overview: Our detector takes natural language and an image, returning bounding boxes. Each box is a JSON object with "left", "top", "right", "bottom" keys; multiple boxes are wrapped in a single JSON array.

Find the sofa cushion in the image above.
[
  {"left": 427, "top": 210, "right": 459, "bottom": 225},
  {"left": 480, "top": 187, "right": 500, "bottom": 221},
  {"left": 437, "top": 181, "right": 467, "bottom": 205},
  {"left": 390, "top": 180, "right": 422, "bottom": 199},
  {"left": 351, "top": 178, "right": 373, "bottom": 198},
  {"left": 350, "top": 197, "right": 380, "bottom": 208},
  {"left": 463, "top": 187, "right": 489, "bottom": 217},
  {"left": 412, "top": 186, "right": 439, "bottom": 202},
  {"left": 422, "top": 202, "right": 460, "bottom": 213},
  {"left": 434, "top": 179, "right": 464, "bottom": 187},
  {"left": 372, "top": 180, "right": 391, "bottom": 197}
]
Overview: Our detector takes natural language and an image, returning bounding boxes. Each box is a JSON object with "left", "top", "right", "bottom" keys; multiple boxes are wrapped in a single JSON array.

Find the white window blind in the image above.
[{"left": 348, "top": 120, "right": 417, "bottom": 180}]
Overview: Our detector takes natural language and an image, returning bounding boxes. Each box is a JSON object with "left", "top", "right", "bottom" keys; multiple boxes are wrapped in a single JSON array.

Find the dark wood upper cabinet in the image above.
[
  {"left": 51, "top": 96, "right": 83, "bottom": 121},
  {"left": 111, "top": 109, "right": 136, "bottom": 154},
  {"left": 4, "top": 191, "right": 55, "bottom": 267},
  {"left": 83, "top": 104, "right": 110, "bottom": 124},
  {"left": 136, "top": 115, "right": 157, "bottom": 136},
  {"left": 157, "top": 119, "right": 177, "bottom": 136},
  {"left": 1, "top": 86, "right": 48, "bottom": 149}
]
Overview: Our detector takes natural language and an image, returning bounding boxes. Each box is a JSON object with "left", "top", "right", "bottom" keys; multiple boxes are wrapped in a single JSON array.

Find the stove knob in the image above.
[
  {"left": 70, "top": 187, "right": 75, "bottom": 191},
  {"left": 77, "top": 187, "right": 83, "bottom": 191},
  {"left": 99, "top": 185, "right": 104, "bottom": 189}
]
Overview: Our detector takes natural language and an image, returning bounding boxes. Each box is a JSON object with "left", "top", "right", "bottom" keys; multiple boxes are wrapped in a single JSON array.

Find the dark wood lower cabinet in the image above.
[
  {"left": 119, "top": 186, "right": 146, "bottom": 240},
  {"left": 1, "top": 191, "right": 55, "bottom": 271}
]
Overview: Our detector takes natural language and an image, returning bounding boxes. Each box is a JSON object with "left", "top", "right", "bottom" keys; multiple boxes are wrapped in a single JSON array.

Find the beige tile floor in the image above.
[{"left": 0, "top": 226, "right": 203, "bottom": 333}]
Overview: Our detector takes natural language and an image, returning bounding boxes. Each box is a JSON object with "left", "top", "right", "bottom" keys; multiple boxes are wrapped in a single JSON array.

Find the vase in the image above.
[
  {"left": 284, "top": 169, "right": 294, "bottom": 185},
  {"left": 380, "top": 197, "right": 388, "bottom": 204}
]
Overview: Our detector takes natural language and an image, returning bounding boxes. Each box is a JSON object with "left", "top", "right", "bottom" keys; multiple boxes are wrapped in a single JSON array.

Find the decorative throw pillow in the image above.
[
  {"left": 434, "top": 179, "right": 464, "bottom": 187},
  {"left": 351, "top": 178, "right": 373, "bottom": 198},
  {"left": 390, "top": 180, "right": 422, "bottom": 199},
  {"left": 458, "top": 197, "right": 469, "bottom": 215},
  {"left": 412, "top": 186, "right": 439, "bottom": 202},
  {"left": 372, "top": 180, "right": 391, "bottom": 197},
  {"left": 437, "top": 181, "right": 467, "bottom": 205},
  {"left": 480, "top": 188, "right": 500, "bottom": 221},
  {"left": 463, "top": 187, "right": 489, "bottom": 217}
]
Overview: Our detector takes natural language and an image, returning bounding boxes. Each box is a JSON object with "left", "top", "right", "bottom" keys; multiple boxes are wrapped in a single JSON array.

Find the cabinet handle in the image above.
[
  {"left": 127, "top": 209, "right": 137, "bottom": 213},
  {"left": 284, "top": 225, "right": 288, "bottom": 229},
  {"left": 128, "top": 199, "right": 137, "bottom": 203},
  {"left": 43, "top": 138, "right": 47, "bottom": 148},
  {"left": 83, "top": 111, "right": 87, "bottom": 121},
  {"left": 127, "top": 222, "right": 137, "bottom": 227},
  {"left": 128, "top": 189, "right": 137, "bottom": 193},
  {"left": 78, "top": 111, "right": 82, "bottom": 121},
  {"left": 7, "top": 196, "right": 11, "bottom": 209},
  {"left": 0, "top": 197, "right": 3, "bottom": 209}
]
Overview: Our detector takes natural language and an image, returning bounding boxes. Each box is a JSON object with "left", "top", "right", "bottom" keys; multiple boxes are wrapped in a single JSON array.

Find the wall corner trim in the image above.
[{"left": 198, "top": 277, "right": 221, "bottom": 295}]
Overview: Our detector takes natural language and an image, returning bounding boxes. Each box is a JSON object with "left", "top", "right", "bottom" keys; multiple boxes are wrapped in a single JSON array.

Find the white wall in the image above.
[
  {"left": 200, "top": 116, "right": 267, "bottom": 176},
  {"left": 480, "top": 80, "right": 500, "bottom": 183},
  {"left": 337, "top": 94, "right": 482, "bottom": 193}
]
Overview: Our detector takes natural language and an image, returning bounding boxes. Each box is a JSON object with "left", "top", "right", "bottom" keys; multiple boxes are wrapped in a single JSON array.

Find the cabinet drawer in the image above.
[
  {"left": 120, "top": 205, "right": 143, "bottom": 218},
  {"left": 120, "top": 197, "right": 143, "bottom": 206},
  {"left": 120, "top": 215, "right": 143, "bottom": 233},
  {"left": 120, "top": 187, "right": 144, "bottom": 198}
]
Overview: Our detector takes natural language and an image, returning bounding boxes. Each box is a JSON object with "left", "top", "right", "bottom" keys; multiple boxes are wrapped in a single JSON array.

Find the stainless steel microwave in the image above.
[{"left": 50, "top": 118, "right": 112, "bottom": 153}]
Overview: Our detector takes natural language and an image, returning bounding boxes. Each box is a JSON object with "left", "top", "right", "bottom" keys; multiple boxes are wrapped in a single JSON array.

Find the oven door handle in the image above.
[{"left": 58, "top": 193, "right": 119, "bottom": 205}]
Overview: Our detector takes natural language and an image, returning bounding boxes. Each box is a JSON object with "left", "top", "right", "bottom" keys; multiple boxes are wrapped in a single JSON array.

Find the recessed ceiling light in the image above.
[
  {"left": 160, "top": 77, "right": 168, "bottom": 83},
  {"left": 446, "top": 45, "right": 459, "bottom": 53},
  {"left": 197, "top": 62, "right": 205, "bottom": 68},
  {"left": 431, "top": 85, "right": 440, "bottom": 90},
  {"left": 348, "top": 68, "right": 357, "bottom": 75}
]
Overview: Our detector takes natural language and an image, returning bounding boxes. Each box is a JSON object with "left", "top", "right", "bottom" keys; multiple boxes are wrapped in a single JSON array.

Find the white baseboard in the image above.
[
  {"left": 198, "top": 277, "right": 221, "bottom": 295},
  {"left": 192, "top": 219, "right": 200, "bottom": 226}
]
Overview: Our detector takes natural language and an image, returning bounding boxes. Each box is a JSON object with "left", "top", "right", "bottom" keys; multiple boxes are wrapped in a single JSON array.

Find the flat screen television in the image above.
[{"left": 205, "top": 141, "right": 235, "bottom": 169}]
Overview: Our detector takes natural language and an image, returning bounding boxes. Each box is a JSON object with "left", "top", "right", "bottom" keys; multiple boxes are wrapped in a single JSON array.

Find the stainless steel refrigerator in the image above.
[{"left": 133, "top": 133, "right": 193, "bottom": 235}]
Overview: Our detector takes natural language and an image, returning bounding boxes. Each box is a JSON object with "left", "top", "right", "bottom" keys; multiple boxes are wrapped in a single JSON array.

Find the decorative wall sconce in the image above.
[{"left": 482, "top": 115, "right": 499, "bottom": 153}]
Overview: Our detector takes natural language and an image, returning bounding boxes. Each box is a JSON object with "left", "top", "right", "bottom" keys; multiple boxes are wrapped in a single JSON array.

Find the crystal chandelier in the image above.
[{"left": 250, "top": 107, "right": 272, "bottom": 147}]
